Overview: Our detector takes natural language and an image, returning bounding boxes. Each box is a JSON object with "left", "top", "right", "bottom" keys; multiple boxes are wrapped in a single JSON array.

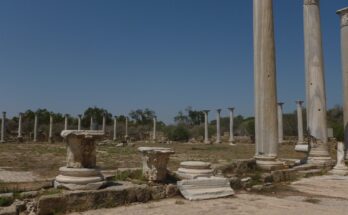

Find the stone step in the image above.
[
  {"left": 297, "top": 169, "right": 323, "bottom": 178},
  {"left": 177, "top": 177, "right": 234, "bottom": 201},
  {"left": 292, "top": 164, "right": 318, "bottom": 171}
]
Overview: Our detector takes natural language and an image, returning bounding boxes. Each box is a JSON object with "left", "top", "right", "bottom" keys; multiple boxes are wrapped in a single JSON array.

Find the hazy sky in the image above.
[{"left": 0, "top": 0, "right": 346, "bottom": 123}]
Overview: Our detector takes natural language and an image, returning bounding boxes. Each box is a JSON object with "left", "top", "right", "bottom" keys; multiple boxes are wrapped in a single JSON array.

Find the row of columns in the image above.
[
  {"left": 253, "top": 0, "right": 347, "bottom": 168},
  {"left": 202, "top": 108, "right": 235, "bottom": 145}
]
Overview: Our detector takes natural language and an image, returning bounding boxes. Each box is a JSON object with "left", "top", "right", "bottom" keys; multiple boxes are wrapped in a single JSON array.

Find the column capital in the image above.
[
  {"left": 216, "top": 109, "right": 221, "bottom": 113},
  {"left": 78, "top": 114, "right": 82, "bottom": 118},
  {"left": 296, "top": 100, "right": 304, "bottom": 105},
  {"left": 277, "top": 102, "right": 284, "bottom": 106},
  {"left": 19, "top": 112, "right": 23, "bottom": 116},
  {"left": 114, "top": 115, "right": 117, "bottom": 119},
  {"left": 304, "top": 0, "right": 319, "bottom": 6},
  {"left": 202, "top": 110, "right": 210, "bottom": 114},
  {"left": 2, "top": 112, "right": 6, "bottom": 116},
  {"left": 337, "top": 7, "right": 348, "bottom": 27},
  {"left": 228, "top": 107, "right": 235, "bottom": 112}
]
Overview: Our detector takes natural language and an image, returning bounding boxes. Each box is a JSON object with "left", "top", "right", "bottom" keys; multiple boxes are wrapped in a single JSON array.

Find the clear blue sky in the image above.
[{"left": 0, "top": 0, "right": 346, "bottom": 123}]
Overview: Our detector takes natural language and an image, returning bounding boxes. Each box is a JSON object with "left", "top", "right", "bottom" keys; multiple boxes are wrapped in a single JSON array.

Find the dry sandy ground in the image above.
[{"left": 70, "top": 175, "right": 348, "bottom": 215}]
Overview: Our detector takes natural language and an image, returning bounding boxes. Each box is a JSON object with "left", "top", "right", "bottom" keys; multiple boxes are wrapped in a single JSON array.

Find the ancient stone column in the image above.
[
  {"left": 102, "top": 114, "right": 106, "bottom": 132},
  {"left": 228, "top": 107, "right": 235, "bottom": 145},
  {"left": 277, "top": 102, "right": 284, "bottom": 144},
  {"left": 153, "top": 117, "right": 157, "bottom": 142},
  {"left": 215, "top": 109, "right": 222, "bottom": 144},
  {"left": 33, "top": 113, "right": 38, "bottom": 142},
  {"left": 113, "top": 116, "right": 117, "bottom": 141},
  {"left": 49, "top": 115, "right": 53, "bottom": 143},
  {"left": 77, "top": 114, "right": 82, "bottom": 131},
  {"left": 253, "top": 0, "right": 283, "bottom": 170},
  {"left": 17, "top": 113, "right": 23, "bottom": 142},
  {"left": 329, "top": 142, "right": 348, "bottom": 176},
  {"left": 90, "top": 117, "right": 93, "bottom": 130},
  {"left": 296, "top": 100, "right": 305, "bottom": 144},
  {"left": 337, "top": 7, "right": 348, "bottom": 159},
  {"left": 203, "top": 110, "right": 210, "bottom": 144},
  {"left": 1, "top": 112, "right": 6, "bottom": 143},
  {"left": 304, "top": 0, "right": 331, "bottom": 164},
  {"left": 55, "top": 130, "right": 105, "bottom": 190},
  {"left": 125, "top": 117, "right": 129, "bottom": 139},
  {"left": 64, "top": 114, "right": 68, "bottom": 130}
]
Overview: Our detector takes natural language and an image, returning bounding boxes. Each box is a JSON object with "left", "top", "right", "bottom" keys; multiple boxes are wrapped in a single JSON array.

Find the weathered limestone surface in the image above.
[
  {"left": 176, "top": 161, "right": 214, "bottom": 179},
  {"left": 177, "top": 177, "right": 234, "bottom": 201},
  {"left": 138, "top": 147, "right": 174, "bottom": 182},
  {"left": 304, "top": 0, "right": 331, "bottom": 165},
  {"left": 329, "top": 142, "right": 348, "bottom": 176},
  {"left": 55, "top": 130, "right": 105, "bottom": 190},
  {"left": 253, "top": 0, "right": 283, "bottom": 170}
]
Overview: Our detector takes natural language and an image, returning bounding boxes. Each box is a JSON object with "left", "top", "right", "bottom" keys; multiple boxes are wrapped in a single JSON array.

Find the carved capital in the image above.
[
  {"left": 304, "top": 0, "right": 319, "bottom": 5},
  {"left": 337, "top": 8, "right": 348, "bottom": 27}
]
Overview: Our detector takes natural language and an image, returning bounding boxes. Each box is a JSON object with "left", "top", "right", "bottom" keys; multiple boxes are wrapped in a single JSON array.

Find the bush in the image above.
[{"left": 166, "top": 125, "right": 190, "bottom": 142}]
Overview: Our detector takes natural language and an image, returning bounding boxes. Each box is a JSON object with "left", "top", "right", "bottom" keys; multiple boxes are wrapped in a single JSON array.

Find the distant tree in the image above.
[
  {"left": 174, "top": 106, "right": 204, "bottom": 126},
  {"left": 82, "top": 107, "right": 112, "bottom": 127},
  {"left": 129, "top": 108, "right": 156, "bottom": 125}
]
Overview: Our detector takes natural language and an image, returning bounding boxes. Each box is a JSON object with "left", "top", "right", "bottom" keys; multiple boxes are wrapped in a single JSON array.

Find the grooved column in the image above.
[
  {"left": 18, "top": 113, "right": 23, "bottom": 141},
  {"left": 125, "top": 117, "right": 129, "bottom": 139},
  {"left": 296, "top": 101, "right": 305, "bottom": 144},
  {"left": 113, "top": 116, "right": 117, "bottom": 141},
  {"left": 254, "top": 0, "right": 283, "bottom": 170},
  {"left": 153, "top": 117, "right": 157, "bottom": 142},
  {"left": 64, "top": 115, "right": 68, "bottom": 130},
  {"left": 228, "top": 107, "right": 235, "bottom": 145},
  {"left": 33, "top": 113, "right": 38, "bottom": 142},
  {"left": 215, "top": 109, "right": 222, "bottom": 144},
  {"left": 77, "top": 115, "right": 82, "bottom": 131},
  {"left": 102, "top": 114, "right": 106, "bottom": 132},
  {"left": 304, "top": 0, "right": 331, "bottom": 164},
  {"left": 277, "top": 102, "right": 284, "bottom": 144},
  {"left": 337, "top": 7, "right": 348, "bottom": 159},
  {"left": 1, "top": 112, "right": 6, "bottom": 143},
  {"left": 49, "top": 114, "right": 53, "bottom": 143},
  {"left": 90, "top": 117, "right": 93, "bottom": 130},
  {"left": 203, "top": 110, "right": 210, "bottom": 144}
]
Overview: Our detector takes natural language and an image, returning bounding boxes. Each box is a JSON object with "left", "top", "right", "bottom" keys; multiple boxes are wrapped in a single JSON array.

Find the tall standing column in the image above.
[
  {"left": 49, "top": 114, "right": 53, "bottom": 143},
  {"left": 215, "top": 109, "right": 222, "bottom": 144},
  {"left": 296, "top": 101, "right": 305, "bottom": 144},
  {"left": 17, "top": 113, "right": 23, "bottom": 142},
  {"left": 153, "top": 117, "right": 157, "bottom": 142},
  {"left": 77, "top": 114, "right": 82, "bottom": 131},
  {"left": 254, "top": 0, "right": 283, "bottom": 170},
  {"left": 228, "top": 107, "right": 235, "bottom": 145},
  {"left": 90, "top": 117, "right": 94, "bottom": 130},
  {"left": 203, "top": 110, "right": 210, "bottom": 144},
  {"left": 337, "top": 7, "right": 348, "bottom": 159},
  {"left": 113, "top": 116, "right": 117, "bottom": 141},
  {"left": 304, "top": 0, "right": 331, "bottom": 164},
  {"left": 33, "top": 113, "right": 38, "bottom": 142},
  {"left": 125, "top": 117, "right": 129, "bottom": 139},
  {"left": 64, "top": 114, "right": 68, "bottom": 130},
  {"left": 277, "top": 102, "right": 284, "bottom": 144},
  {"left": 102, "top": 114, "right": 106, "bottom": 132},
  {"left": 1, "top": 112, "right": 6, "bottom": 143}
]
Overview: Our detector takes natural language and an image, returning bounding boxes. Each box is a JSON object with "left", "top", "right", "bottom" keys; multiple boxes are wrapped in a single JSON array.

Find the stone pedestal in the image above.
[
  {"left": 138, "top": 147, "right": 174, "bottom": 182},
  {"left": 176, "top": 161, "right": 214, "bottom": 179},
  {"left": 253, "top": 0, "right": 284, "bottom": 170},
  {"left": 203, "top": 110, "right": 210, "bottom": 144},
  {"left": 55, "top": 130, "right": 105, "bottom": 190},
  {"left": 304, "top": 0, "right": 332, "bottom": 165},
  {"left": 329, "top": 142, "right": 348, "bottom": 176}
]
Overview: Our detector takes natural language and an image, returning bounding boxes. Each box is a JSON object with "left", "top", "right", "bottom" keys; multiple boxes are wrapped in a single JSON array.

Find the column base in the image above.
[
  {"left": 255, "top": 155, "right": 285, "bottom": 171},
  {"left": 295, "top": 144, "right": 309, "bottom": 152},
  {"left": 308, "top": 147, "right": 332, "bottom": 166},
  {"left": 229, "top": 142, "right": 236, "bottom": 146},
  {"left": 204, "top": 141, "right": 211, "bottom": 145},
  {"left": 329, "top": 165, "right": 348, "bottom": 176},
  {"left": 55, "top": 167, "right": 105, "bottom": 190}
]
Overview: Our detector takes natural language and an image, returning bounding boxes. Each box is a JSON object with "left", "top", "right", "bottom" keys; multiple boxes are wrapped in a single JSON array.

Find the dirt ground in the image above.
[
  {"left": 0, "top": 142, "right": 304, "bottom": 179},
  {"left": 69, "top": 175, "right": 348, "bottom": 215}
]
